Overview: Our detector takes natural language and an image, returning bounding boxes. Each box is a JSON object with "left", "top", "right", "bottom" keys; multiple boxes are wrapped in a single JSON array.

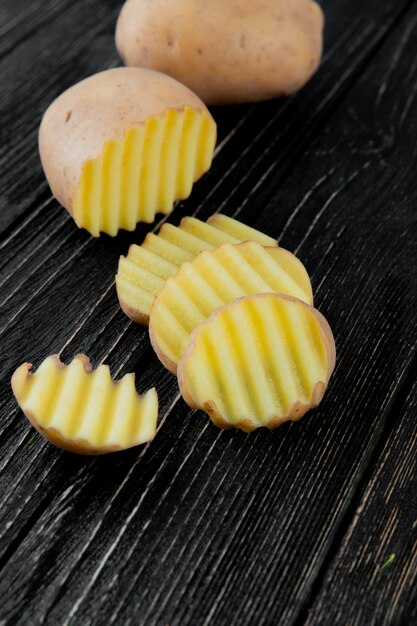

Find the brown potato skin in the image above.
[
  {"left": 39, "top": 67, "right": 210, "bottom": 216},
  {"left": 178, "top": 293, "right": 336, "bottom": 430},
  {"left": 116, "top": 0, "right": 324, "bottom": 105}
]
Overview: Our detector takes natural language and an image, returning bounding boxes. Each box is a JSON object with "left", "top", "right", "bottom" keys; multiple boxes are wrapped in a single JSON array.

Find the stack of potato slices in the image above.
[{"left": 117, "top": 212, "right": 336, "bottom": 431}]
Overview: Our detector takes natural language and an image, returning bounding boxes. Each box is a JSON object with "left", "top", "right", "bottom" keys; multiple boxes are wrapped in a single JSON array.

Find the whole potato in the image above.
[
  {"left": 39, "top": 67, "right": 216, "bottom": 236},
  {"left": 116, "top": 0, "right": 324, "bottom": 105}
]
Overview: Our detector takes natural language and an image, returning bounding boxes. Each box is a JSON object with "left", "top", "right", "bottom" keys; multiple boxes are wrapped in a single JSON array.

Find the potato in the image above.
[
  {"left": 11, "top": 354, "right": 158, "bottom": 454},
  {"left": 178, "top": 293, "right": 336, "bottom": 431},
  {"left": 39, "top": 67, "right": 216, "bottom": 236},
  {"left": 116, "top": 0, "right": 324, "bottom": 105}
]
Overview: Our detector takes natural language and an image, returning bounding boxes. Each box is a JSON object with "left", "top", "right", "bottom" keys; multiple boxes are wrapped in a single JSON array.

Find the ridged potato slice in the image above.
[
  {"left": 149, "top": 241, "right": 313, "bottom": 374},
  {"left": 178, "top": 293, "right": 336, "bottom": 431},
  {"left": 116, "top": 213, "right": 277, "bottom": 324},
  {"left": 11, "top": 355, "right": 158, "bottom": 454}
]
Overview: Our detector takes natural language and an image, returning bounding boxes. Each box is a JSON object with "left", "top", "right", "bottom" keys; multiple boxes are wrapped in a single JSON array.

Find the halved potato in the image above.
[{"left": 39, "top": 68, "right": 216, "bottom": 236}]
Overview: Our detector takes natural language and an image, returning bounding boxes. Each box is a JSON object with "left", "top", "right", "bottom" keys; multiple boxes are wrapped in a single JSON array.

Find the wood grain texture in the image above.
[
  {"left": 303, "top": 376, "right": 417, "bottom": 626},
  {"left": 0, "top": 0, "right": 416, "bottom": 625},
  {"left": 0, "top": 0, "right": 122, "bottom": 234},
  {"left": 0, "top": 0, "right": 78, "bottom": 59}
]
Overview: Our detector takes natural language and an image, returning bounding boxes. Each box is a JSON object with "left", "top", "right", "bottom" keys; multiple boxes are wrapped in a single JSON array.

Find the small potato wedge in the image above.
[{"left": 12, "top": 354, "right": 158, "bottom": 454}]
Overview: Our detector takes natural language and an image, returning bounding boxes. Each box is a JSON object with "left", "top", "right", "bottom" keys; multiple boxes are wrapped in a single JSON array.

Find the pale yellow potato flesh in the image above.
[
  {"left": 149, "top": 241, "right": 313, "bottom": 374},
  {"left": 11, "top": 355, "right": 158, "bottom": 454},
  {"left": 116, "top": 213, "right": 277, "bottom": 325},
  {"left": 116, "top": 0, "right": 324, "bottom": 105},
  {"left": 178, "top": 293, "right": 336, "bottom": 431},
  {"left": 39, "top": 67, "right": 216, "bottom": 236}
]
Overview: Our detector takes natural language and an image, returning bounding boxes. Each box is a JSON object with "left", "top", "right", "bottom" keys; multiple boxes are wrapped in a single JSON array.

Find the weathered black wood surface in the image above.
[{"left": 0, "top": 1, "right": 416, "bottom": 625}]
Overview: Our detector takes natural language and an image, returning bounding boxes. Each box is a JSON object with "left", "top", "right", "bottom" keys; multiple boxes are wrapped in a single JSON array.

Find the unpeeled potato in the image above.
[{"left": 116, "top": 0, "right": 324, "bottom": 105}]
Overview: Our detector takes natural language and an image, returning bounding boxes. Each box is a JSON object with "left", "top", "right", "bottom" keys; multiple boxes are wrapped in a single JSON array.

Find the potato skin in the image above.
[
  {"left": 116, "top": 0, "right": 324, "bottom": 105},
  {"left": 39, "top": 67, "right": 209, "bottom": 216}
]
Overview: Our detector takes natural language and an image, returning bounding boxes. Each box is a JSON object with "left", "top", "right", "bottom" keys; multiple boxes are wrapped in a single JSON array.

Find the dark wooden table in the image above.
[{"left": 1, "top": 1, "right": 416, "bottom": 624}]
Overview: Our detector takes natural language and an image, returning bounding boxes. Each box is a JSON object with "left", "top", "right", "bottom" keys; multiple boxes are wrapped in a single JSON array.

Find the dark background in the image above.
[{"left": 0, "top": 1, "right": 416, "bottom": 624}]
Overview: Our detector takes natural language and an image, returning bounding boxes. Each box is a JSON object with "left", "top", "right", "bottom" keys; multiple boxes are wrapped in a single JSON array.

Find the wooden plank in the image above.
[
  {"left": 0, "top": 0, "right": 122, "bottom": 234},
  {"left": 0, "top": 0, "right": 78, "bottom": 59},
  {"left": 0, "top": 0, "right": 416, "bottom": 625},
  {"left": 305, "top": 377, "right": 417, "bottom": 626}
]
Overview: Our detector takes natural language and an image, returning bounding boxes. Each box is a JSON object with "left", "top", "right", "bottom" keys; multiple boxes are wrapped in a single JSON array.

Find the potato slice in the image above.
[
  {"left": 116, "top": 213, "right": 277, "bottom": 325},
  {"left": 149, "top": 241, "right": 313, "bottom": 374},
  {"left": 11, "top": 355, "right": 158, "bottom": 454},
  {"left": 178, "top": 293, "right": 336, "bottom": 431},
  {"left": 39, "top": 68, "right": 216, "bottom": 236}
]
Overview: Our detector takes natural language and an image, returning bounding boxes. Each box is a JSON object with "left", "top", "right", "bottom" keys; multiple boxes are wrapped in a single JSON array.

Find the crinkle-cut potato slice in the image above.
[
  {"left": 149, "top": 241, "right": 313, "bottom": 374},
  {"left": 116, "top": 213, "right": 277, "bottom": 324},
  {"left": 178, "top": 293, "right": 336, "bottom": 431},
  {"left": 11, "top": 355, "right": 158, "bottom": 455},
  {"left": 39, "top": 67, "right": 216, "bottom": 236}
]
